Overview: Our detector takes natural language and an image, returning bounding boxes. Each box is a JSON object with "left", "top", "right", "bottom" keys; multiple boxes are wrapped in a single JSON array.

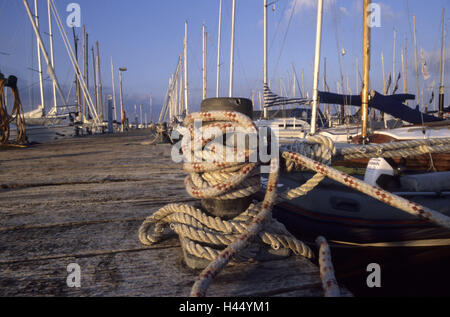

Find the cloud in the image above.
[
  {"left": 286, "top": 0, "right": 336, "bottom": 17},
  {"left": 379, "top": 3, "right": 395, "bottom": 21},
  {"left": 419, "top": 47, "right": 450, "bottom": 79},
  {"left": 339, "top": 6, "right": 350, "bottom": 16}
]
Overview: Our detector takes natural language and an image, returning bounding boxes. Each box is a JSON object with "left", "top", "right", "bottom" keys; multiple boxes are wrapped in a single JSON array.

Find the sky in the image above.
[{"left": 1, "top": 0, "right": 450, "bottom": 120}]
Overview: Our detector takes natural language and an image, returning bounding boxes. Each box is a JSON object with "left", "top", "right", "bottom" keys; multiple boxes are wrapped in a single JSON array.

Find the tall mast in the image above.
[
  {"left": 263, "top": 0, "right": 268, "bottom": 118},
  {"left": 439, "top": 8, "right": 446, "bottom": 118},
  {"left": 111, "top": 57, "right": 117, "bottom": 121},
  {"left": 184, "top": 21, "right": 188, "bottom": 115},
  {"left": 73, "top": 28, "right": 81, "bottom": 114},
  {"left": 392, "top": 29, "right": 396, "bottom": 92},
  {"left": 413, "top": 15, "right": 420, "bottom": 106},
  {"left": 404, "top": 37, "right": 408, "bottom": 94},
  {"left": 202, "top": 24, "right": 207, "bottom": 100},
  {"left": 24, "top": 0, "right": 65, "bottom": 110},
  {"left": 85, "top": 31, "right": 89, "bottom": 117},
  {"left": 302, "top": 68, "right": 305, "bottom": 97},
  {"left": 229, "top": 0, "right": 236, "bottom": 97},
  {"left": 96, "top": 41, "right": 103, "bottom": 121},
  {"left": 179, "top": 53, "right": 184, "bottom": 115},
  {"left": 216, "top": 0, "right": 223, "bottom": 97},
  {"left": 150, "top": 93, "right": 153, "bottom": 123},
  {"left": 82, "top": 26, "right": 86, "bottom": 121},
  {"left": 47, "top": 0, "right": 57, "bottom": 113},
  {"left": 292, "top": 66, "right": 296, "bottom": 97},
  {"left": 92, "top": 46, "right": 98, "bottom": 115},
  {"left": 34, "top": 0, "right": 45, "bottom": 112},
  {"left": 361, "top": 0, "right": 371, "bottom": 144},
  {"left": 310, "top": 0, "right": 324, "bottom": 135},
  {"left": 381, "top": 52, "right": 386, "bottom": 94}
]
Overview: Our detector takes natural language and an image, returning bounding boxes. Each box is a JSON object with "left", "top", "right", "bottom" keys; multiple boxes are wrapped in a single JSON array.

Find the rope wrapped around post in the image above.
[
  {"left": 146, "top": 122, "right": 174, "bottom": 145},
  {"left": 139, "top": 110, "right": 339, "bottom": 297},
  {"left": 0, "top": 75, "right": 27, "bottom": 146}
]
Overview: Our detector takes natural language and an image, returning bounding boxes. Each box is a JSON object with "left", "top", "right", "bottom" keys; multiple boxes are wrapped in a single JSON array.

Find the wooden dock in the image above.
[{"left": 0, "top": 130, "right": 351, "bottom": 297}]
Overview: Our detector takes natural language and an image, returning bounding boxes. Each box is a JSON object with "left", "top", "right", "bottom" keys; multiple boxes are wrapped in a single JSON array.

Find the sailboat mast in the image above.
[
  {"left": 216, "top": 0, "right": 223, "bottom": 97},
  {"left": 73, "top": 28, "right": 81, "bottom": 114},
  {"left": 23, "top": 0, "right": 66, "bottom": 110},
  {"left": 111, "top": 57, "right": 117, "bottom": 122},
  {"left": 381, "top": 52, "right": 386, "bottom": 94},
  {"left": 413, "top": 15, "right": 420, "bottom": 106},
  {"left": 150, "top": 93, "right": 153, "bottom": 123},
  {"left": 82, "top": 26, "right": 86, "bottom": 121},
  {"left": 96, "top": 41, "right": 103, "bottom": 121},
  {"left": 47, "top": 0, "right": 57, "bottom": 113},
  {"left": 393, "top": 29, "right": 396, "bottom": 90},
  {"left": 302, "top": 68, "right": 305, "bottom": 97},
  {"left": 404, "top": 37, "right": 408, "bottom": 95},
  {"left": 92, "top": 46, "right": 98, "bottom": 115},
  {"left": 439, "top": 8, "right": 446, "bottom": 118},
  {"left": 263, "top": 0, "right": 268, "bottom": 118},
  {"left": 229, "top": 0, "right": 236, "bottom": 97},
  {"left": 202, "top": 24, "right": 207, "bottom": 100},
  {"left": 361, "top": 0, "right": 371, "bottom": 144},
  {"left": 184, "top": 21, "right": 188, "bottom": 115},
  {"left": 310, "top": 0, "right": 324, "bottom": 135},
  {"left": 34, "top": 0, "right": 45, "bottom": 112}
]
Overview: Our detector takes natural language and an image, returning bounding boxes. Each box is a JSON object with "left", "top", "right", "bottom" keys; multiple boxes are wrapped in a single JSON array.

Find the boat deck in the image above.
[{"left": 0, "top": 130, "right": 351, "bottom": 297}]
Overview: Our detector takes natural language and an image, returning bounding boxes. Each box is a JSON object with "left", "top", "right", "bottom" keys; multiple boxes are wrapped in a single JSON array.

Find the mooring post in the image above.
[
  {"left": 200, "top": 97, "right": 254, "bottom": 219},
  {"left": 180, "top": 97, "right": 256, "bottom": 269}
]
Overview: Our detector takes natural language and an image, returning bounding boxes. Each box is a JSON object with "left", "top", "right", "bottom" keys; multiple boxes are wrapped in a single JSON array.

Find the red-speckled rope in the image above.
[
  {"left": 316, "top": 236, "right": 340, "bottom": 297},
  {"left": 281, "top": 151, "right": 450, "bottom": 229}
]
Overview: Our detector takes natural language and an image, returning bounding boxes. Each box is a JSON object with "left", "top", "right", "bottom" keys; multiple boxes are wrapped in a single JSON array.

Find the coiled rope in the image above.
[
  {"left": 0, "top": 76, "right": 27, "bottom": 146},
  {"left": 139, "top": 111, "right": 340, "bottom": 297}
]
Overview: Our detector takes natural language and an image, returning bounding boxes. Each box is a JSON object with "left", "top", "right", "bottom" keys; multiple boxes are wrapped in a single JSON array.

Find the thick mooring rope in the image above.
[
  {"left": 0, "top": 77, "right": 27, "bottom": 146},
  {"left": 139, "top": 110, "right": 340, "bottom": 297},
  {"left": 287, "top": 136, "right": 450, "bottom": 161}
]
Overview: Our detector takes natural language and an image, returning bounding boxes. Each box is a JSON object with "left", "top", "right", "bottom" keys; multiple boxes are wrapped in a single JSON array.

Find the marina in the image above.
[{"left": 1, "top": 0, "right": 450, "bottom": 299}]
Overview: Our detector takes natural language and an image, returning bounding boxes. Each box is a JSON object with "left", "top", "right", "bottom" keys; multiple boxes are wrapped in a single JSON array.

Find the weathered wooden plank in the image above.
[
  {"left": 0, "top": 180, "right": 192, "bottom": 227},
  {"left": 0, "top": 240, "right": 349, "bottom": 297}
]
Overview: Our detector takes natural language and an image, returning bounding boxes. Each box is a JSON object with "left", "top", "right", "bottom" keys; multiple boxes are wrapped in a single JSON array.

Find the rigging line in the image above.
[
  {"left": 268, "top": 0, "right": 288, "bottom": 54},
  {"left": 332, "top": 0, "right": 348, "bottom": 111},
  {"left": 271, "top": 0, "right": 297, "bottom": 84}
]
